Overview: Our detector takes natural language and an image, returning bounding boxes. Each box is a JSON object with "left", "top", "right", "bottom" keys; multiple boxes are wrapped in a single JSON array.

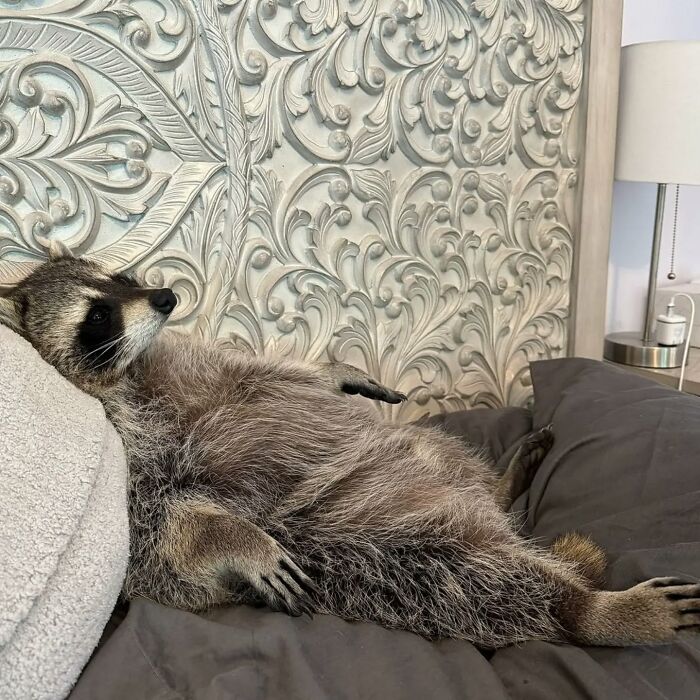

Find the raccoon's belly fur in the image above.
[{"left": 102, "top": 334, "right": 572, "bottom": 648}]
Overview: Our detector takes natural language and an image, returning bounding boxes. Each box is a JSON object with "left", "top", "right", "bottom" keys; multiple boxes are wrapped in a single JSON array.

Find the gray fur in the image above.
[{"left": 3, "top": 255, "right": 700, "bottom": 648}]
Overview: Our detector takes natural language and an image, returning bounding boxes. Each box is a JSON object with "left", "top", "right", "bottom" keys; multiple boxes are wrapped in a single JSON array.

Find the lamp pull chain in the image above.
[{"left": 668, "top": 184, "right": 680, "bottom": 280}]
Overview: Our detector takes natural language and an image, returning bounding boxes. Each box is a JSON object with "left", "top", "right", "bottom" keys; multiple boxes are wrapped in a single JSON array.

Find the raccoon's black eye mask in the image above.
[{"left": 77, "top": 300, "right": 124, "bottom": 370}]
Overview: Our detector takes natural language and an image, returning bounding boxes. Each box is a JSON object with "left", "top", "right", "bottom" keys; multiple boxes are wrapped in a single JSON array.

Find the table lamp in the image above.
[{"left": 604, "top": 40, "right": 700, "bottom": 368}]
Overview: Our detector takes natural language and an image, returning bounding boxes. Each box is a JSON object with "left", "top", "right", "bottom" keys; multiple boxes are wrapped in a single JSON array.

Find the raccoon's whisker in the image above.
[
  {"left": 107, "top": 335, "right": 136, "bottom": 369},
  {"left": 109, "top": 320, "right": 156, "bottom": 371},
  {"left": 91, "top": 334, "right": 135, "bottom": 371},
  {"left": 80, "top": 332, "right": 132, "bottom": 372},
  {"left": 90, "top": 354, "right": 119, "bottom": 371},
  {"left": 83, "top": 333, "right": 128, "bottom": 361}
]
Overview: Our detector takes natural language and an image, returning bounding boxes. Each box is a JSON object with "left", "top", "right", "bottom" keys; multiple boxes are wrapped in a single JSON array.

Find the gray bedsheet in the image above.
[{"left": 70, "top": 359, "right": 700, "bottom": 699}]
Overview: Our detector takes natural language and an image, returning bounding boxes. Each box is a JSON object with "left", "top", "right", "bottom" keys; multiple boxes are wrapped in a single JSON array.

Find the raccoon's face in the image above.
[{"left": 0, "top": 244, "right": 176, "bottom": 381}]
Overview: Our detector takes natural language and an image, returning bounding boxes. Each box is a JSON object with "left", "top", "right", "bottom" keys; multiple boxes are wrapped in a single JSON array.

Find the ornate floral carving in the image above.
[{"left": 0, "top": 0, "right": 585, "bottom": 420}]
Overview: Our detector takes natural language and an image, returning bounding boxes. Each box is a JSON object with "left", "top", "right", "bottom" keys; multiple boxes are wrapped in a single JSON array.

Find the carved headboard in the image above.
[{"left": 0, "top": 1, "right": 622, "bottom": 420}]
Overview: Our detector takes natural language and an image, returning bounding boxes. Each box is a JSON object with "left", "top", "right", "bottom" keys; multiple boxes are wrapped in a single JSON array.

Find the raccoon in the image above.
[{"left": 1, "top": 241, "right": 699, "bottom": 648}]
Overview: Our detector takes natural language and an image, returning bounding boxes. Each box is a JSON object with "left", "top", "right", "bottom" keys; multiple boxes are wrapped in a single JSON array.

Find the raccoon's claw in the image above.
[
  {"left": 341, "top": 378, "right": 407, "bottom": 405},
  {"left": 255, "top": 549, "right": 318, "bottom": 618},
  {"left": 279, "top": 556, "right": 322, "bottom": 598},
  {"left": 648, "top": 576, "right": 695, "bottom": 588}
]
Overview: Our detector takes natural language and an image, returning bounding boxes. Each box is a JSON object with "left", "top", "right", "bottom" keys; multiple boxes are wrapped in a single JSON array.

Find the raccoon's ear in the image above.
[
  {"left": 0, "top": 295, "right": 21, "bottom": 334},
  {"left": 46, "top": 239, "right": 75, "bottom": 261}
]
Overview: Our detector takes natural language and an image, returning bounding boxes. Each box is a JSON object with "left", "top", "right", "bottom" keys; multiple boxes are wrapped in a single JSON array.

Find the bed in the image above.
[{"left": 67, "top": 357, "right": 700, "bottom": 699}]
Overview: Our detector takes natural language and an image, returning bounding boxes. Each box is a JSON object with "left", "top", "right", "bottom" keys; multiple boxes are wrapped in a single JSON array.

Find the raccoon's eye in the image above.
[{"left": 87, "top": 306, "right": 110, "bottom": 325}]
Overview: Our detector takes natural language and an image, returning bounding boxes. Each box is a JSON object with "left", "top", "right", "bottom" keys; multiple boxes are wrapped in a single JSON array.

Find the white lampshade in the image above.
[{"left": 615, "top": 41, "right": 700, "bottom": 186}]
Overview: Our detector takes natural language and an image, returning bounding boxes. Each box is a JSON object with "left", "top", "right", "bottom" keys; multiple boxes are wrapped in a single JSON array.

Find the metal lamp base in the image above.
[{"left": 604, "top": 331, "right": 686, "bottom": 369}]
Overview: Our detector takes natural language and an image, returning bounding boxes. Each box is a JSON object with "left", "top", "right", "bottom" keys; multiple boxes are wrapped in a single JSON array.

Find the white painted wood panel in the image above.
[{"left": 0, "top": 1, "right": 616, "bottom": 418}]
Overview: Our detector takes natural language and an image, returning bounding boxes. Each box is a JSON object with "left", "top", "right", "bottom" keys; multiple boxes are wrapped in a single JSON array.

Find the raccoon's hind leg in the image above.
[
  {"left": 511, "top": 549, "right": 700, "bottom": 646},
  {"left": 305, "top": 533, "right": 700, "bottom": 647},
  {"left": 494, "top": 425, "right": 554, "bottom": 510},
  {"left": 319, "top": 362, "right": 407, "bottom": 404},
  {"left": 459, "top": 547, "right": 700, "bottom": 646},
  {"left": 163, "top": 496, "right": 318, "bottom": 615}
]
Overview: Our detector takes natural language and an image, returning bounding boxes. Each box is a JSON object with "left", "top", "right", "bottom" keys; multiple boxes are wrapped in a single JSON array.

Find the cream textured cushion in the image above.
[{"left": 0, "top": 325, "right": 129, "bottom": 700}]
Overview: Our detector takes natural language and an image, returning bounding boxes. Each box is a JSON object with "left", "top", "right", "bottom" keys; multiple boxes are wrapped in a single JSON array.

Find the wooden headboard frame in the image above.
[
  {"left": 571, "top": 0, "right": 624, "bottom": 359},
  {"left": 0, "top": 1, "right": 624, "bottom": 419}
]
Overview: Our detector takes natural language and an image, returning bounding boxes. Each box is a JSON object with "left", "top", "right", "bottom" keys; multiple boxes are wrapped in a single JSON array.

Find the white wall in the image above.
[{"left": 607, "top": 0, "right": 700, "bottom": 333}]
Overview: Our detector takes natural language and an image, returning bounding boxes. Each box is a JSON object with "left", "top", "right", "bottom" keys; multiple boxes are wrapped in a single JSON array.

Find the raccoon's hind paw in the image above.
[
  {"left": 519, "top": 424, "right": 554, "bottom": 471},
  {"left": 568, "top": 576, "right": 700, "bottom": 646},
  {"left": 626, "top": 577, "right": 700, "bottom": 642},
  {"left": 244, "top": 545, "right": 319, "bottom": 618}
]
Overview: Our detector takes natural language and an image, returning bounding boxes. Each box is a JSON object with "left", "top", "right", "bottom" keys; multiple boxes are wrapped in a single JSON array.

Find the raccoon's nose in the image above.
[{"left": 149, "top": 288, "right": 177, "bottom": 315}]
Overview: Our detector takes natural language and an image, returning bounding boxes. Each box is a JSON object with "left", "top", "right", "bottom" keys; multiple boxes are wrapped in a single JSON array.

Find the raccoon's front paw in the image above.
[
  {"left": 237, "top": 538, "right": 319, "bottom": 617},
  {"left": 341, "top": 376, "right": 407, "bottom": 404},
  {"left": 328, "top": 362, "right": 407, "bottom": 404}
]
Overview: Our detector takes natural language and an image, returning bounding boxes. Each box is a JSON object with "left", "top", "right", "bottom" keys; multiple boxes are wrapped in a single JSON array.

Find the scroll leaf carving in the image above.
[{"left": 0, "top": 0, "right": 585, "bottom": 421}]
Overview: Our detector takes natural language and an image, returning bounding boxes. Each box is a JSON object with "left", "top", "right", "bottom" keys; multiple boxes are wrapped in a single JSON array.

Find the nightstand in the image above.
[{"left": 605, "top": 346, "right": 700, "bottom": 396}]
